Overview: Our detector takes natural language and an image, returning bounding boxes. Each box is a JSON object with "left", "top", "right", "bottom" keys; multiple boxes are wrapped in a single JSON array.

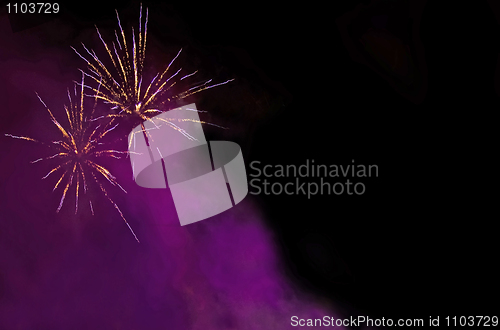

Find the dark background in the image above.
[{"left": 4, "top": 0, "right": 499, "bottom": 324}]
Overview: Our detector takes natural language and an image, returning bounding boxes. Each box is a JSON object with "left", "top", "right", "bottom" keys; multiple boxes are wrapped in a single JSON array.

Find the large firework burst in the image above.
[
  {"left": 72, "top": 3, "right": 233, "bottom": 137},
  {"left": 5, "top": 75, "right": 140, "bottom": 242}
]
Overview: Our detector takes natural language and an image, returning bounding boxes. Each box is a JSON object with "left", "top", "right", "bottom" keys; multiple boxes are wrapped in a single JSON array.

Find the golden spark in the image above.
[
  {"left": 71, "top": 3, "right": 233, "bottom": 143},
  {"left": 5, "top": 75, "right": 140, "bottom": 243}
]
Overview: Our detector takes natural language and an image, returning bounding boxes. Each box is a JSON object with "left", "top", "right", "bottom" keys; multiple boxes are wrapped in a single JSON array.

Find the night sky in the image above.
[{"left": 1, "top": 0, "right": 499, "bottom": 329}]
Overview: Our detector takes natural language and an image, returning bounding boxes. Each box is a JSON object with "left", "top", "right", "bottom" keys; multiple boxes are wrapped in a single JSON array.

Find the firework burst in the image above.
[
  {"left": 72, "top": 3, "right": 233, "bottom": 146},
  {"left": 5, "top": 75, "right": 140, "bottom": 243}
]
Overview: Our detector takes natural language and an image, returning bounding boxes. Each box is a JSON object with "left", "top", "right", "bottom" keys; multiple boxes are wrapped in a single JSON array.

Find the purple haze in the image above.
[{"left": 0, "top": 13, "right": 349, "bottom": 329}]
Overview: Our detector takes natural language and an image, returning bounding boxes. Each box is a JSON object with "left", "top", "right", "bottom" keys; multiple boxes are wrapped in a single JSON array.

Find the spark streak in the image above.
[
  {"left": 72, "top": 3, "right": 233, "bottom": 142},
  {"left": 5, "top": 75, "right": 140, "bottom": 243}
]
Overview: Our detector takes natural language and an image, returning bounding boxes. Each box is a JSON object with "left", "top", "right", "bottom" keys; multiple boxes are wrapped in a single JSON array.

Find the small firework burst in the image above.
[
  {"left": 72, "top": 3, "right": 233, "bottom": 132},
  {"left": 5, "top": 74, "right": 140, "bottom": 243}
]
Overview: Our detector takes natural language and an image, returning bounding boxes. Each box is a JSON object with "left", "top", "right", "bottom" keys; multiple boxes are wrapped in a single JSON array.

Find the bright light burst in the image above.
[
  {"left": 5, "top": 75, "right": 140, "bottom": 243},
  {"left": 72, "top": 3, "right": 234, "bottom": 134},
  {"left": 6, "top": 4, "right": 234, "bottom": 243}
]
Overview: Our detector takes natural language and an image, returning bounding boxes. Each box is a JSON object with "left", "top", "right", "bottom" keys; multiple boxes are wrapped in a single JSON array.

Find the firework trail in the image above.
[
  {"left": 5, "top": 74, "right": 140, "bottom": 243},
  {"left": 71, "top": 3, "right": 233, "bottom": 147}
]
